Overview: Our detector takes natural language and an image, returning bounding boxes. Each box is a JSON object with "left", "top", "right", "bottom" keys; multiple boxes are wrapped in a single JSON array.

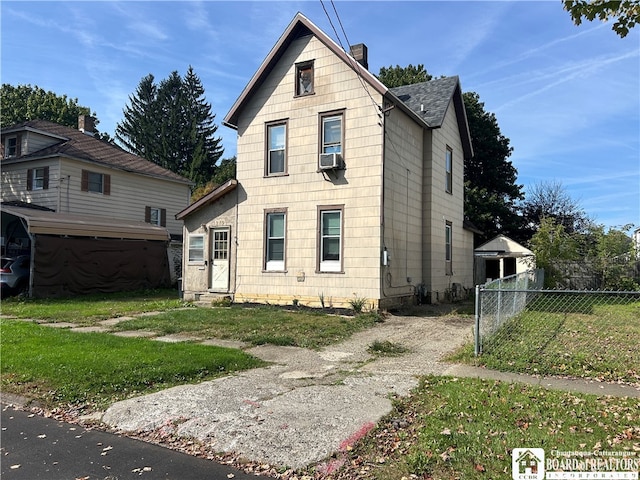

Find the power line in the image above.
[{"left": 319, "top": 0, "right": 383, "bottom": 117}]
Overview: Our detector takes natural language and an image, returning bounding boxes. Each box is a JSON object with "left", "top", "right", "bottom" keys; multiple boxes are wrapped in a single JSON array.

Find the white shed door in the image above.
[{"left": 210, "top": 228, "right": 229, "bottom": 292}]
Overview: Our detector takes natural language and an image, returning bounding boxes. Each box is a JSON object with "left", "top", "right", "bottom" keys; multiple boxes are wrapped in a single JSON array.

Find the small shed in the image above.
[
  {"left": 474, "top": 235, "right": 534, "bottom": 284},
  {"left": 1, "top": 205, "right": 172, "bottom": 297}
]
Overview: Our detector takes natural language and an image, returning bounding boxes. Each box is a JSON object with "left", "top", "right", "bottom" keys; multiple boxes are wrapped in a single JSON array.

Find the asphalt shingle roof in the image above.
[
  {"left": 390, "top": 76, "right": 460, "bottom": 128},
  {"left": 2, "top": 120, "right": 191, "bottom": 185}
]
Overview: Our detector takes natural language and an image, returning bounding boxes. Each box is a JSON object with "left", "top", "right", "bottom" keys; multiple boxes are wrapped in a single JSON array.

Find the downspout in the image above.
[{"left": 380, "top": 104, "right": 387, "bottom": 306}]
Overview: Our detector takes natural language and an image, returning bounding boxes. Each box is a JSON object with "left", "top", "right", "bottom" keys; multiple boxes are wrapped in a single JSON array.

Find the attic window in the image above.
[
  {"left": 295, "top": 61, "right": 314, "bottom": 96},
  {"left": 5, "top": 136, "right": 18, "bottom": 158}
]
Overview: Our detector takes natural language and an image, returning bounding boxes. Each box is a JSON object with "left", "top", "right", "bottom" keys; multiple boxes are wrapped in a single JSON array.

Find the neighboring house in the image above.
[
  {"left": 178, "top": 13, "right": 476, "bottom": 309},
  {"left": 1, "top": 117, "right": 192, "bottom": 296},
  {"left": 474, "top": 235, "right": 535, "bottom": 284}
]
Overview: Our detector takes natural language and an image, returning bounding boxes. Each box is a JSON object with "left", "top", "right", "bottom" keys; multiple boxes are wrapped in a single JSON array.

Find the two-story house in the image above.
[
  {"left": 177, "top": 13, "right": 476, "bottom": 309},
  {"left": 1, "top": 117, "right": 192, "bottom": 297}
]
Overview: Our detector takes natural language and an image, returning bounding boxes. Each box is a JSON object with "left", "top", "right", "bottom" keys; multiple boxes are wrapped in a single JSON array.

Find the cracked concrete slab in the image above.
[{"left": 102, "top": 314, "right": 473, "bottom": 469}]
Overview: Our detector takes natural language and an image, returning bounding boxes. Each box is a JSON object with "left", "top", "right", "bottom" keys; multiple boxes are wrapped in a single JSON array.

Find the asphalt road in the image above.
[{"left": 1, "top": 406, "right": 255, "bottom": 480}]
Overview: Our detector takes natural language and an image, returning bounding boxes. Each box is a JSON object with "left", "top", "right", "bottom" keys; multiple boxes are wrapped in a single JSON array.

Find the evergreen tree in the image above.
[
  {"left": 182, "top": 66, "right": 224, "bottom": 185},
  {"left": 115, "top": 67, "right": 223, "bottom": 185},
  {"left": 115, "top": 74, "right": 158, "bottom": 160}
]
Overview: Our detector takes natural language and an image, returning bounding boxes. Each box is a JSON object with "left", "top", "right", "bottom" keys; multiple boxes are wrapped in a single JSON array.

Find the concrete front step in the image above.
[{"left": 192, "top": 292, "right": 232, "bottom": 307}]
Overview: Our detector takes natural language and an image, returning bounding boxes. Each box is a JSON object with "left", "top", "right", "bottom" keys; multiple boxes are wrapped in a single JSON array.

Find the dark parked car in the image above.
[{"left": 0, "top": 255, "right": 30, "bottom": 297}]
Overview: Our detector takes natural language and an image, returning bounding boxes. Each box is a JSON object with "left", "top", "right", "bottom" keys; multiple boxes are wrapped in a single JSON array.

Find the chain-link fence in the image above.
[
  {"left": 474, "top": 270, "right": 544, "bottom": 355},
  {"left": 474, "top": 281, "right": 640, "bottom": 385}
]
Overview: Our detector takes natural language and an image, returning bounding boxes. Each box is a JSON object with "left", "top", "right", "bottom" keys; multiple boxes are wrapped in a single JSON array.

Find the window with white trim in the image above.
[
  {"left": 321, "top": 113, "right": 343, "bottom": 154},
  {"left": 265, "top": 210, "right": 286, "bottom": 271},
  {"left": 32, "top": 168, "right": 45, "bottom": 190},
  {"left": 318, "top": 207, "right": 343, "bottom": 272},
  {"left": 266, "top": 121, "right": 287, "bottom": 175},
  {"left": 188, "top": 234, "right": 205, "bottom": 263},
  {"left": 27, "top": 167, "right": 49, "bottom": 191}
]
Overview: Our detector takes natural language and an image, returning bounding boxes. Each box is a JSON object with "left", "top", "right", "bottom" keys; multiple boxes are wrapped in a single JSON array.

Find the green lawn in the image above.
[
  {"left": 330, "top": 376, "right": 640, "bottom": 480},
  {"left": 0, "top": 320, "right": 265, "bottom": 410},
  {"left": 109, "top": 306, "right": 381, "bottom": 348},
  {"left": 0, "top": 289, "right": 185, "bottom": 323},
  {"left": 0, "top": 290, "right": 381, "bottom": 410},
  {"left": 450, "top": 299, "right": 640, "bottom": 385}
]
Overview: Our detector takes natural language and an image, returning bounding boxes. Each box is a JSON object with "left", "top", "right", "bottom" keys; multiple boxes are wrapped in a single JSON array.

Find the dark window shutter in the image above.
[
  {"left": 145, "top": 206, "right": 151, "bottom": 223},
  {"left": 103, "top": 174, "right": 111, "bottom": 195},
  {"left": 16, "top": 134, "right": 22, "bottom": 156},
  {"left": 160, "top": 208, "right": 167, "bottom": 227},
  {"left": 27, "top": 169, "right": 33, "bottom": 190},
  {"left": 81, "top": 170, "right": 88, "bottom": 191},
  {"left": 43, "top": 166, "right": 49, "bottom": 190}
]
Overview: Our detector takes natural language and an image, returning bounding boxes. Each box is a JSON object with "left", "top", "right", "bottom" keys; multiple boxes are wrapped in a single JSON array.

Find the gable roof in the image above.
[
  {"left": 224, "top": 12, "right": 388, "bottom": 129},
  {"left": 223, "top": 12, "right": 473, "bottom": 161},
  {"left": 1, "top": 120, "right": 192, "bottom": 185},
  {"left": 475, "top": 235, "right": 534, "bottom": 257},
  {"left": 390, "top": 77, "right": 474, "bottom": 160}
]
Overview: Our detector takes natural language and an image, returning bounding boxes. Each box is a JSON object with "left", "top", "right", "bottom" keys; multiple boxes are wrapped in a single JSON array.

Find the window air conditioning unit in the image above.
[{"left": 319, "top": 152, "right": 341, "bottom": 170}]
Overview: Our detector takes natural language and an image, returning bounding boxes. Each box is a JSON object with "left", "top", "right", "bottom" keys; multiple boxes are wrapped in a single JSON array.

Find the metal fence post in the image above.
[{"left": 474, "top": 284, "right": 481, "bottom": 356}]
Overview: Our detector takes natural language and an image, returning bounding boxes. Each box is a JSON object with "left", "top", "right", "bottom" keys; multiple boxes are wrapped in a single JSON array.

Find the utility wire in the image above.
[{"left": 319, "top": 0, "right": 383, "bottom": 117}]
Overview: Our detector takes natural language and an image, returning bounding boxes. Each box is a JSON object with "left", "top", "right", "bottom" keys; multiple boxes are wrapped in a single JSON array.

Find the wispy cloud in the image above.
[{"left": 492, "top": 49, "right": 639, "bottom": 112}]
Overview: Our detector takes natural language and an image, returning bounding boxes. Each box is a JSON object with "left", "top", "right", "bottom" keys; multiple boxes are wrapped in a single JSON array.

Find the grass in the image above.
[
  {"left": 450, "top": 299, "right": 640, "bottom": 385},
  {"left": 0, "top": 289, "right": 383, "bottom": 349},
  {"left": 109, "top": 306, "right": 382, "bottom": 348},
  {"left": 367, "top": 340, "right": 411, "bottom": 356},
  {"left": 0, "top": 319, "right": 265, "bottom": 410},
  {"left": 335, "top": 376, "right": 640, "bottom": 480},
  {"left": 0, "top": 288, "right": 185, "bottom": 324}
]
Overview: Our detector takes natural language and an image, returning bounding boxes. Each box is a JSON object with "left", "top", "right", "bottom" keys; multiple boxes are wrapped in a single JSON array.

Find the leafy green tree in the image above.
[
  {"left": 190, "top": 156, "right": 237, "bottom": 202},
  {"left": 116, "top": 66, "right": 223, "bottom": 186},
  {"left": 529, "top": 217, "right": 579, "bottom": 288},
  {"left": 0, "top": 84, "right": 111, "bottom": 141},
  {"left": 563, "top": 0, "right": 640, "bottom": 38},
  {"left": 377, "top": 64, "right": 432, "bottom": 88},
  {"left": 520, "top": 180, "right": 592, "bottom": 239},
  {"left": 589, "top": 224, "right": 639, "bottom": 290}
]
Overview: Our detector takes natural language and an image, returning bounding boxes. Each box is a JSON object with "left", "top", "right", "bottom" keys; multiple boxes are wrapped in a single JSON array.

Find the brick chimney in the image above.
[
  {"left": 350, "top": 43, "right": 368, "bottom": 70},
  {"left": 78, "top": 115, "right": 95, "bottom": 136}
]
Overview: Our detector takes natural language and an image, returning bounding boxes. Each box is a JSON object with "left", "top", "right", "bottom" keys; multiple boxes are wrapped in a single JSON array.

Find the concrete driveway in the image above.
[{"left": 102, "top": 313, "right": 474, "bottom": 469}]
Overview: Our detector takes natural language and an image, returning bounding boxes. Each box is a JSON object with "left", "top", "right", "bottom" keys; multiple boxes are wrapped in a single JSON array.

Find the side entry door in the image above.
[{"left": 210, "top": 228, "right": 230, "bottom": 292}]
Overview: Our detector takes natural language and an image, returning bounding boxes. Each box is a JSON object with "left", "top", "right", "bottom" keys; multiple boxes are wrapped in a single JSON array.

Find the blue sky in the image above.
[{"left": 2, "top": 1, "right": 639, "bottom": 231}]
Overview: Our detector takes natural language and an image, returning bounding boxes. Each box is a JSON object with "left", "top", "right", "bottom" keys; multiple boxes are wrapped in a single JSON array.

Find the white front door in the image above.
[{"left": 210, "top": 228, "right": 230, "bottom": 292}]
